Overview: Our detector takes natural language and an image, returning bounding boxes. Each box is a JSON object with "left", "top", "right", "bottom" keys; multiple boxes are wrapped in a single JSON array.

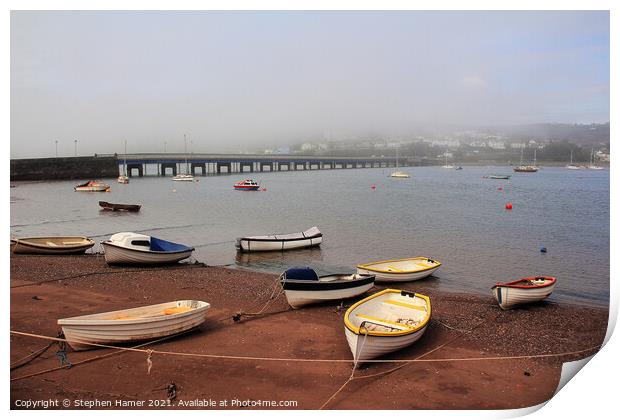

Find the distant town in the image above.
[{"left": 254, "top": 122, "right": 610, "bottom": 165}]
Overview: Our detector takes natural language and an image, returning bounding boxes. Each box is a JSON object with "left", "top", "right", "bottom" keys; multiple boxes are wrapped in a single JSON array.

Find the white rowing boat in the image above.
[
  {"left": 102, "top": 232, "right": 194, "bottom": 265},
  {"left": 279, "top": 267, "right": 375, "bottom": 309},
  {"left": 491, "top": 276, "right": 557, "bottom": 310},
  {"left": 356, "top": 257, "right": 441, "bottom": 282},
  {"left": 10, "top": 236, "right": 95, "bottom": 254},
  {"left": 344, "top": 289, "right": 431, "bottom": 361},
  {"left": 236, "top": 226, "right": 322, "bottom": 252},
  {"left": 58, "top": 300, "right": 210, "bottom": 350}
]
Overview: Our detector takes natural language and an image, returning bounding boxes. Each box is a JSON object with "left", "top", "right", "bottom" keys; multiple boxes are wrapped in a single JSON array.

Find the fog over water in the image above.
[{"left": 11, "top": 11, "right": 609, "bottom": 158}]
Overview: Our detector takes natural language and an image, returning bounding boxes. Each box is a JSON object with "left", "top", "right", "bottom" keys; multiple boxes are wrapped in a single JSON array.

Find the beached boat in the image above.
[
  {"left": 487, "top": 174, "right": 511, "bottom": 180},
  {"left": 236, "top": 226, "right": 322, "bottom": 252},
  {"left": 102, "top": 232, "right": 194, "bottom": 265},
  {"left": 491, "top": 276, "right": 557, "bottom": 310},
  {"left": 356, "top": 257, "right": 441, "bottom": 283},
  {"left": 98, "top": 201, "right": 141, "bottom": 212},
  {"left": 234, "top": 179, "right": 260, "bottom": 191},
  {"left": 279, "top": 267, "right": 375, "bottom": 309},
  {"left": 10, "top": 236, "right": 95, "bottom": 254},
  {"left": 344, "top": 289, "right": 431, "bottom": 361},
  {"left": 58, "top": 300, "right": 210, "bottom": 351},
  {"left": 74, "top": 181, "right": 110, "bottom": 192}
]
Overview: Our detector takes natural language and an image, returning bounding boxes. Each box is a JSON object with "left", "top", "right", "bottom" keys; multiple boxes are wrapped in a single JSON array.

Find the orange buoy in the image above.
[
  {"left": 505, "top": 202, "right": 513, "bottom": 210},
  {"left": 371, "top": 184, "right": 376, "bottom": 190},
  {"left": 261, "top": 188, "right": 267, "bottom": 192}
]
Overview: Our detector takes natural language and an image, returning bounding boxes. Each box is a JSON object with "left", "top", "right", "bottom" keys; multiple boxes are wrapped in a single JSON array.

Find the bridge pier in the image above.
[
  {"left": 260, "top": 163, "right": 273, "bottom": 172},
  {"left": 127, "top": 163, "right": 143, "bottom": 177},
  {"left": 279, "top": 162, "right": 290, "bottom": 171},
  {"left": 160, "top": 163, "right": 176, "bottom": 176},
  {"left": 240, "top": 162, "right": 253, "bottom": 173},
  {"left": 191, "top": 163, "right": 206, "bottom": 175},
  {"left": 217, "top": 163, "right": 230, "bottom": 174}
]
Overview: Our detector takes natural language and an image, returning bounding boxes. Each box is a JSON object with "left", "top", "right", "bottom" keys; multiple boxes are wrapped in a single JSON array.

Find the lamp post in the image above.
[
  {"left": 55, "top": 140, "right": 58, "bottom": 157},
  {"left": 74, "top": 139, "right": 78, "bottom": 156}
]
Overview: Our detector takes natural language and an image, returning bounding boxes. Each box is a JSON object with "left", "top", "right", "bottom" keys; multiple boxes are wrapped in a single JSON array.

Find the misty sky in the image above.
[{"left": 11, "top": 11, "right": 610, "bottom": 158}]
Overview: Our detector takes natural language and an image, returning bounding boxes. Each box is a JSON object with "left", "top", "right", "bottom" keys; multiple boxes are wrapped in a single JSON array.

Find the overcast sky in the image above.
[{"left": 11, "top": 10, "right": 609, "bottom": 158}]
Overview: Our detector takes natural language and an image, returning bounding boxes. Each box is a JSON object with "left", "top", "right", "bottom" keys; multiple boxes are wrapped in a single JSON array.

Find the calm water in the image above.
[{"left": 10, "top": 166, "right": 610, "bottom": 307}]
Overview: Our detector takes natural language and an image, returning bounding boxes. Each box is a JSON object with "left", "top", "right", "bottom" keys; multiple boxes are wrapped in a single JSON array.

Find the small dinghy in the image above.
[
  {"left": 356, "top": 257, "right": 441, "bottom": 282},
  {"left": 344, "top": 289, "right": 431, "bottom": 361},
  {"left": 487, "top": 175, "right": 511, "bottom": 180},
  {"left": 491, "top": 276, "right": 557, "bottom": 310},
  {"left": 58, "top": 300, "right": 210, "bottom": 350},
  {"left": 279, "top": 267, "right": 375, "bottom": 309},
  {"left": 98, "top": 201, "right": 141, "bottom": 212},
  {"left": 102, "top": 232, "right": 194, "bottom": 265},
  {"left": 10, "top": 236, "right": 95, "bottom": 254},
  {"left": 236, "top": 226, "right": 322, "bottom": 252},
  {"left": 74, "top": 180, "right": 110, "bottom": 192}
]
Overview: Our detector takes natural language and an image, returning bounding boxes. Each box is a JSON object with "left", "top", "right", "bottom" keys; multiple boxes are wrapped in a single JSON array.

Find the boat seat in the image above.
[
  {"left": 46, "top": 242, "right": 59, "bottom": 247},
  {"left": 355, "top": 313, "right": 411, "bottom": 330},
  {"left": 382, "top": 299, "right": 427, "bottom": 312},
  {"left": 163, "top": 307, "right": 191, "bottom": 315},
  {"left": 386, "top": 266, "right": 404, "bottom": 272}
]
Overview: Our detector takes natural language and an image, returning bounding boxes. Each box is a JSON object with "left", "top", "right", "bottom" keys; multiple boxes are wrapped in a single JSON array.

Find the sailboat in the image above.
[
  {"left": 389, "top": 146, "right": 410, "bottom": 178},
  {"left": 117, "top": 140, "right": 129, "bottom": 184},
  {"left": 172, "top": 134, "right": 195, "bottom": 181},
  {"left": 442, "top": 151, "right": 455, "bottom": 169},
  {"left": 566, "top": 149, "right": 582, "bottom": 170},
  {"left": 586, "top": 148, "right": 604, "bottom": 170},
  {"left": 513, "top": 146, "right": 538, "bottom": 173}
]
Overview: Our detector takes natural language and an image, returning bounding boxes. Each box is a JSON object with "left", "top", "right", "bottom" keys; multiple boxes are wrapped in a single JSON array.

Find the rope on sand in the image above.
[
  {"left": 10, "top": 330, "right": 601, "bottom": 367},
  {"left": 232, "top": 277, "right": 289, "bottom": 322},
  {"left": 10, "top": 263, "right": 207, "bottom": 289}
]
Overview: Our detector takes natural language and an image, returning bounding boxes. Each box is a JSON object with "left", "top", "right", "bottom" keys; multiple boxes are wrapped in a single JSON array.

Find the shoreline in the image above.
[{"left": 10, "top": 255, "right": 608, "bottom": 409}]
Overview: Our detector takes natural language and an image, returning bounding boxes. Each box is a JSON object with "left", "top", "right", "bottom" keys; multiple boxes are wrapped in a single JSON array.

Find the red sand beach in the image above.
[{"left": 10, "top": 255, "right": 607, "bottom": 410}]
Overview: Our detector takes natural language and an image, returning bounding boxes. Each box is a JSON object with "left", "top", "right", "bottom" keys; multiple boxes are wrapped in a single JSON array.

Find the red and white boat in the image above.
[
  {"left": 74, "top": 181, "right": 110, "bottom": 192},
  {"left": 234, "top": 179, "right": 260, "bottom": 191},
  {"left": 491, "top": 276, "right": 557, "bottom": 310}
]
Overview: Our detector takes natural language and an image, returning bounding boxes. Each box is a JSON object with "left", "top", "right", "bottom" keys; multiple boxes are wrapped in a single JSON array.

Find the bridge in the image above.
[{"left": 119, "top": 153, "right": 434, "bottom": 177}]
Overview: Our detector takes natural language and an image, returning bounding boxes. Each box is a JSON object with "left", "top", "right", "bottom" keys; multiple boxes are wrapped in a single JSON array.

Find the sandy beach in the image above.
[{"left": 10, "top": 254, "right": 608, "bottom": 410}]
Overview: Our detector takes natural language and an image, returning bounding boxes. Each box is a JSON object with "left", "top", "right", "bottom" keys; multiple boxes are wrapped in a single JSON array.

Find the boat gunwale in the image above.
[
  {"left": 491, "top": 276, "right": 557, "bottom": 290},
  {"left": 344, "top": 288, "right": 431, "bottom": 337},
  {"left": 102, "top": 241, "right": 194, "bottom": 255},
  {"left": 280, "top": 274, "right": 375, "bottom": 291},
  {"left": 356, "top": 257, "right": 442, "bottom": 274}
]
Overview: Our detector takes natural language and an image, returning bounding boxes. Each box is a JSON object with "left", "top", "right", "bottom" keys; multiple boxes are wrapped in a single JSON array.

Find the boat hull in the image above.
[
  {"left": 102, "top": 242, "right": 193, "bottom": 265},
  {"left": 356, "top": 266, "right": 440, "bottom": 282},
  {"left": 237, "top": 236, "right": 322, "bottom": 252},
  {"left": 234, "top": 185, "right": 260, "bottom": 191},
  {"left": 492, "top": 284, "right": 555, "bottom": 310},
  {"left": 282, "top": 275, "right": 375, "bottom": 309},
  {"left": 58, "top": 300, "right": 209, "bottom": 351},
  {"left": 10, "top": 237, "right": 95, "bottom": 255},
  {"left": 345, "top": 324, "right": 428, "bottom": 360},
  {"left": 98, "top": 201, "right": 141, "bottom": 212}
]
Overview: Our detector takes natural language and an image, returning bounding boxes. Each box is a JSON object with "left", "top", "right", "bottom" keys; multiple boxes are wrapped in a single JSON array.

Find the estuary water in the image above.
[{"left": 10, "top": 166, "right": 610, "bottom": 307}]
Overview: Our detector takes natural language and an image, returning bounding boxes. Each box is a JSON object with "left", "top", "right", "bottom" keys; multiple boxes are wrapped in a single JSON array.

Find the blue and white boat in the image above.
[{"left": 102, "top": 232, "right": 194, "bottom": 265}]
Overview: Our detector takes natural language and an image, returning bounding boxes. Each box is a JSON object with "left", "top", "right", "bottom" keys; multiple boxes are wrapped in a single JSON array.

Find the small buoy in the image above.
[
  {"left": 261, "top": 188, "right": 267, "bottom": 192},
  {"left": 498, "top": 186, "right": 503, "bottom": 191},
  {"left": 371, "top": 184, "right": 376, "bottom": 190},
  {"left": 505, "top": 202, "right": 513, "bottom": 210},
  {"left": 172, "top": 189, "right": 177, "bottom": 193},
  {"left": 540, "top": 246, "right": 547, "bottom": 253}
]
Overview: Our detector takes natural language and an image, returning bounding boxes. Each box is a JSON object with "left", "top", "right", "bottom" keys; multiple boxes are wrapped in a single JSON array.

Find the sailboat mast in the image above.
[
  {"left": 184, "top": 134, "right": 189, "bottom": 174},
  {"left": 123, "top": 140, "right": 127, "bottom": 176}
]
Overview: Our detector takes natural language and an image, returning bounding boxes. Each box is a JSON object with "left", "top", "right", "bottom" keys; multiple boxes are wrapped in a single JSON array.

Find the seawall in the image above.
[{"left": 10, "top": 156, "right": 119, "bottom": 181}]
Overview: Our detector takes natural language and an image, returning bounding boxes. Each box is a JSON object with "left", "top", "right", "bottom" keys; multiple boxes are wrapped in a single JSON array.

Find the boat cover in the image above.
[
  {"left": 149, "top": 236, "right": 193, "bottom": 253},
  {"left": 282, "top": 267, "right": 319, "bottom": 281}
]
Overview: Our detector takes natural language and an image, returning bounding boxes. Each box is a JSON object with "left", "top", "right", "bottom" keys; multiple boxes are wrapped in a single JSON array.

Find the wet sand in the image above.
[{"left": 10, "top": 255, "right": 608, "bottom": 410}]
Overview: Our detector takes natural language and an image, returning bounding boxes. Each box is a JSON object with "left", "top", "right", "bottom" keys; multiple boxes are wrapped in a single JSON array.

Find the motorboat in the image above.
[
  {"left": 234, "top": 179, "right": 260, "bottom": 191},
  {"left": 102, "top": 232, "right": 194, "bottom": 265},
  {"left": 74, "top": 181, "right": 110, "bottom": 192}
]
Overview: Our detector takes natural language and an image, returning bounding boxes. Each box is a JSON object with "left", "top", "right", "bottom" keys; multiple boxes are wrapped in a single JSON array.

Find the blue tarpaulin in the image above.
[
  {"left": 150, "top": 236, "right": 193, "bottom": 252},
  {"left": 282, "top": 267, "right": 319, "bottom": 281}
]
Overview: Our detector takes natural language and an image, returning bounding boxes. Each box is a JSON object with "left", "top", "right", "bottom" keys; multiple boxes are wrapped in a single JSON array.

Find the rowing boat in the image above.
[
  {"left": 344, "top": 289, "right": 431, "bottom": 361},
  {"left": 74, "top": 180, "right": 110, "bottom": 192},
  {"left": 356, "top": 257, "right": 441, "bottom": 282},
  {"left": 58, "top": 300, "right": 210, "bottom": 350},
  {"left": 10, "top": 236, "right": 95, "bottom": 254},
  {"left": 236, "top": 226, "right": 322, "bottom": 252},
  {"left": 98, "top": 201, "right": 141, "bottom": 212},
  {"left": 279, "top": 267, "right": 375, "bottom": 309},
  {"left": 102, "top": 232, "right": 194, "bottom": 265},
  {"left": 491, "top": 276, "right": 557, "bottom": 310}
]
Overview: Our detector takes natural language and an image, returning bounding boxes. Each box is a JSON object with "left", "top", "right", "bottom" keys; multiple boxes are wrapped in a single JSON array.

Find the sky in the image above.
[{"left": 10, "top": 10, "right": 610, "bottom": 158}]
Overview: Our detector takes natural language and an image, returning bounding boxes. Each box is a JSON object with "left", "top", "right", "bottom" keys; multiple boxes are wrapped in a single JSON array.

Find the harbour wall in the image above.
[{"left": 10, "top": 156, "right": 119, "bottom": 181}]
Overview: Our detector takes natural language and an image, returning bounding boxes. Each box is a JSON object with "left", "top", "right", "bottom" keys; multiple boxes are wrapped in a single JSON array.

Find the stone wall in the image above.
[{"left": 10, "top": 156, "right": 119, "bottom": 181}]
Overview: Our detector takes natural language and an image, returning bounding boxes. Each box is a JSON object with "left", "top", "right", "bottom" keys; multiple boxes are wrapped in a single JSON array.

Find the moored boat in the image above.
[
  {"left": 487, "top": 174, "right": 511, "bottom": 179},
  {"left": 356, "top": 257, "right": 441, "bottom": 282},
  {"left": 10, "top": 236, "right": 95, "bottom": 254},
  {"left": 117, "top": 175, "right": 129, "bottom": 184},
  {"left": 102, "top": 232, "right": 194, "bottom": 265},
  {"left": 513, "top": 165, "right": 538, "bottom": 173},
  {"left": 279, "top": 267, "right": 375, "bottom": 309},
  {"left": 389, "top": 171, "right": 410, "bottom": 178},
  {"left": 234, "top": 179, "right": 260, "bottom": 191},
  {"left": 172, "top": 174, "right": 195, "bottom": 182},
  {"left": 491, "top": 276, "right": 557, "bottom": 310},
  {"left": 344, "top": 289, "right": 431, "bottom": 361},
  {"left": 58, "top": 300, "right": 210, "bottom": 351},
  {"left": 98, "top": 201, "right": 141, "bottom": 212},
  {"left": 236, "top": 226, "right": 322, "bottom": 252},
  {"left": 74, "top": 180, "right": 110, "bottom": 192}
]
